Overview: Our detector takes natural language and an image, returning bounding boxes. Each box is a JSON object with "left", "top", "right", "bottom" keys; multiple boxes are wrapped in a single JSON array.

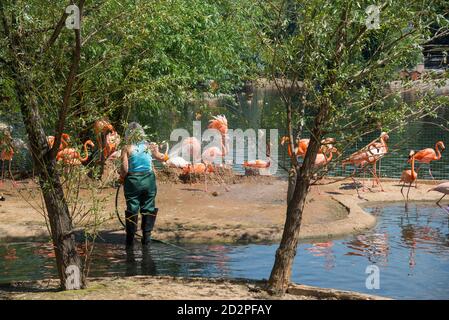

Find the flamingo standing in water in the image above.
[
  {"left": 428, "top": 182, "right": 449, "bottom": 207},
  {"left": 57, "top": 140, "right": 95, "bottom": 166},
  {"left": 411, "top": 141, "right": 445, "bottom": 182},
  {"left": 400, "top": 150, "right": 418, "bottom": 202}
]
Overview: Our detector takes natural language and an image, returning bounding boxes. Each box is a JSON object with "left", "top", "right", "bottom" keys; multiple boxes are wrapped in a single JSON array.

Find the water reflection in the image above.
[
  {"left": 125, "top": 247, "right": 157, "bottom": 276},
  {"left": 1, "top": 203, "right": 449, "bottom": 299},
  {"left": 305, "top": 242, "right": 335, "bottom": 270},
  {"left": 344, "top": 233, "right": 390, "bottom": 266}
]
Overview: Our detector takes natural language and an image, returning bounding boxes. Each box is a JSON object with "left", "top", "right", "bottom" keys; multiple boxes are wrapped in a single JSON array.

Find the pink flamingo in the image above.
[
  {"left": 47, "top": 133, "right": 71, "bottom": 150},
  {"left": 428, "top": 181, "right": 449, "bottom": 206},
  {"left": 201, "top": 144, "right": 228, "bottom": 192},
  {"left": 57, "top": 140, "right": 95, "bottom": 166},
  {"left": 208, "top": 115, "right": 229, "bottom": 164},
  {"left": 181, "top": 137, "right": 201, "bottom": 162},
  {"left": 94, "top": 119, "right": 114, "bottom": 163},
  {"left": 280, "top": 136, "right": 336, "bottom": 158},
  {"left": 314, "top": 147, "right": 338, "bottom": 168},
  {"left": 1, "top": 144, "right": 14, "bottom": 182},
  {"left": 400, "top": 150, "right": 417, "bottom": 202},
  {"left": 243, "top": 159, "right": 270, "bottom": 169},
  {"left": 104, "top": 131, "right": 121, "bottom": 160},
  {"left": 411, "top": 141, "right": 445, "bottom": 182},
  {"left": 208, "top": 115, "right": 228, "bottom": 136},
  {"left": 163, "top": 142, "right": 190, "bottom": 169},
  {"left": 243, "top": 140, "right": 272, "bottom": 174},
  {"left": 343, "top": 132, "right": 389, "bottom": 192},
  {"left": 182, "top": 163, "right": 214, "bottom": 175}
]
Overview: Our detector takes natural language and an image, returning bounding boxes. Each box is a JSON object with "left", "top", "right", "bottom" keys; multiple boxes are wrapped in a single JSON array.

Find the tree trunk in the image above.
[
  {"left": 2, "top": 11, "right": 85, "bottom": 288},
  {"left": 286, "top": 167, "right": 297, "bottom": 203},
  {"left": 268, "top": 104, "right": 329, "bottom": 295},
  {"left": 13, "top": 68, "right": 85, "bottom": 290}
]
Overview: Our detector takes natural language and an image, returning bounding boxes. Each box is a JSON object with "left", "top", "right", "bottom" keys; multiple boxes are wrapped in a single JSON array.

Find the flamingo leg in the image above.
[
  {"left": 1, "top": 160, "right": 4, "bottom": 182},
  {"left": 406, "top": 182, "right": 412, "bottom": 202},
  {"left": 371, "top": 163, "right": 376, "bottom": 187},
  {"left": 360, "top": 166, "right": 368, "bottom": 192},
  {"left": 353, "top": 177, "right": 362, "bottom": 198},
  {"left": 436, "top": 194, "right": 446, "bottom": 206},
  {"left": 350, "top": 167, "right": 362, "bottom": 198},
  {"left": 8, "top": 160, "right": 16, "bottom": 187},
  {"left": 204, "top": 167, "right": 207, "bottom": 192},
  {"left": 96, "top": 136, "right": 103, "bottom": 163},
  {"left": 400, "top": 182, "right": 405, "bottom": 199},
  {"left": 189, "top": 166, "right": 192, "bottom": 187},
  {"left": 428, "top": 166, "right": 435, "bottom": 181},
  {"left": 369, "top": 165, "right": 384, "bottom": 192}
]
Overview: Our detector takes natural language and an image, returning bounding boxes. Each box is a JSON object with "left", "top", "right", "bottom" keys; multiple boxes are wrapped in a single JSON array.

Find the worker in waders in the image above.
[{"left": 120, "top": 122, "right": 167, "bottom": 248}]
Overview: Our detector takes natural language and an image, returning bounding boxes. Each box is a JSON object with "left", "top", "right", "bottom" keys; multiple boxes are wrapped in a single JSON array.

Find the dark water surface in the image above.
[{"left": 1, "top": 203, "right": 449, "bottom": 299}]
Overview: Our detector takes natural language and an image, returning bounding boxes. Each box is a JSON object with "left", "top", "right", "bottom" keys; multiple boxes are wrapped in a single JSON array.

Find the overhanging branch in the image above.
[{"left": 50, "top": 0, "right": 86, "bottom": 159}]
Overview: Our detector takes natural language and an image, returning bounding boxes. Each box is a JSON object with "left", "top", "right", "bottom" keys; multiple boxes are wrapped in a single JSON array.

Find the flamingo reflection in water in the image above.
[
  {"left": 345, "top": 233, "right": 390, "bottom": 266},
  {"left": 306, "top": 241, "right": 336, "bottom": 270},
  {"left": 187, "top": 245, "right": 232, "bottom": 275}
]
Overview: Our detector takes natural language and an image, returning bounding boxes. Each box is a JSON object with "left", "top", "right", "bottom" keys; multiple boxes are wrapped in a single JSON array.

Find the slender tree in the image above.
[
  {"left": 0, "top": 0, "right": 85, "bottom": 289},
  {"left": 259, "top": 0, "right": 449, "bottom": 294}
]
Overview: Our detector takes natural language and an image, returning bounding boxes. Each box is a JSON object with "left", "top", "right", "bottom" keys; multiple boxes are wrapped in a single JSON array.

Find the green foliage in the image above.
[
  {"left": 259, "top": 0, "right": 449, "bottom": 147},
  {"left": 0, "top": 0, "right": 262, "bottom": 141}
]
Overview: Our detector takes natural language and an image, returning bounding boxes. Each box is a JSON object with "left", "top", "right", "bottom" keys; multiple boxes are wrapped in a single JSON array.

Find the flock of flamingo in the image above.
[
  {"left": 280, "top": 131, "right": 448, "bottom": 205},
  {"left": 1, "top": 117, "right": 449, "bottom": 205}
]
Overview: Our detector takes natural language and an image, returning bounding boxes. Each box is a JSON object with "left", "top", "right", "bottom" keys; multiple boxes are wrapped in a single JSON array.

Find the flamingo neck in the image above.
[
  {"left": 221, "top": 134, "right": 228, "bottom": 156},
  {"left": 80, "top": 142, "right": 90, "bottom": 162},
  {"left": 325, "top": 150, "right": 333, "bottom": 163},
  {"left": 165, "top": 142, "right": 170, "bottom": 159},
  {"left": 411, "top": 156, "right": 415, "bottom": 177},
  {"left": 435, "top": 143, "right": 442, "bottom": 160},
  {"left": 61, "top": 138, "right": 68, "bottom": 149},
  {"left": 381, "top": 137, "right": 388, "bottom": 152}
]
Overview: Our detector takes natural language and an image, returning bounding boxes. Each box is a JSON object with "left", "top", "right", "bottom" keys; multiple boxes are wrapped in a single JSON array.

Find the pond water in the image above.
[{"left": 1, "top": 203, "right": 449, "bottom": 299}]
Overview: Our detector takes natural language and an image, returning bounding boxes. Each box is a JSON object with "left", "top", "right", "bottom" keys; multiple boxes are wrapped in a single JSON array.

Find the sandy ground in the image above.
[
  {"left": 0, "top": 277, "right": 308, "bottom": 300},
  {"left": 0, "top": 276, "right": 387, "bottom": 300},
  {"left": 0, "top": 174, "right": 445, "bottom": 244},
  {"left": 0, "top": 175, "right": 354, "bottom": 244}
]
